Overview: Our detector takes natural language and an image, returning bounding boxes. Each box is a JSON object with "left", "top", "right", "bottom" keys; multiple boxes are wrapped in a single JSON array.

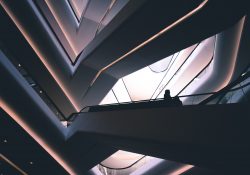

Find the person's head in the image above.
[{"left": 165, "top": 89, "right": 170, "bottom": 95}]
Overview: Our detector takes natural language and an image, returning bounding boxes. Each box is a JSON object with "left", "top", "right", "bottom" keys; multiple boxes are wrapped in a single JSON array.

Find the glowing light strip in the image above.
[
  {"left": 0, "top": 154, "right": 28, "bottom": 175},
  {"left": 45, "top": 0, "right": 78, "bottom": 57},
  {"left": 0, "top": 100, "right": 77, "bottom": 175},
  {"left": 170, "top": 165, "right": 194, "bottom": 175},
  {"left": 0, "top": 1, "right": 80, "bottom": 112},
  {"left": 90, "top": 0, "right": 209, "bottom": 86}
]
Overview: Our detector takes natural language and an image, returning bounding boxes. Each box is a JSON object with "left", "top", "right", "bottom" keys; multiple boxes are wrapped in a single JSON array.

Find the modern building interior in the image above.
[{"left": 1, "top": 0, "right": 250, "bottom": 174}]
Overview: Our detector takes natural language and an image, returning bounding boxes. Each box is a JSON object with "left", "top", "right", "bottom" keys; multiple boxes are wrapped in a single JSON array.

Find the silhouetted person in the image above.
[
  {"left": 163, "top": 89, "right": 173, "bottom": 106},
  {"left": 163, "top": 90, "right": 182, "bottom": 106},
  {"left": 164, "top": 89, "right": 172, "bottom": 101}
]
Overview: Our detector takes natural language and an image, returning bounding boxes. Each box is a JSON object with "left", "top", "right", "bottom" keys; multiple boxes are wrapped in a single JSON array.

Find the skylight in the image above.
[{"left": 100, "top": 35, "right": 216, "bottom": 105}]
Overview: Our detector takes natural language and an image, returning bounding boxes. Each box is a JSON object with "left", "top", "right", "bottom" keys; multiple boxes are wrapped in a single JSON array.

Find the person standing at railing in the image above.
[
  {"left": 164, "top": 90, "right": 172, "bottom": 101},
  {"left": 164, "top": 89, "right": 182, "bottom": 106}
]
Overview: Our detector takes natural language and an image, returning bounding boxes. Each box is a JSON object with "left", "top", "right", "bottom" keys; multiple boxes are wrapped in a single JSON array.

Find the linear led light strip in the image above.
[
  {"left": 0, "top": 154, "right": 28, "bottom": 175},
  {"left": 170, "top": 165, "right": 194, "bottom": 175},
  {"left": 0, "top": 100, "right": 77, "bottom": 175},
  {"left": 90, "top": 0, "right": 209, "bottom": 86},
  {"left": 0, "top": 1, "right": 80, "bottom": 112}
]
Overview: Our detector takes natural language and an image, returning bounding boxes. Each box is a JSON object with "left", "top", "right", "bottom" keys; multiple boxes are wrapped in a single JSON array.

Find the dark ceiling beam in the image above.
[{"left": 68, "top": 102, "right": 250, "bottom": 174}]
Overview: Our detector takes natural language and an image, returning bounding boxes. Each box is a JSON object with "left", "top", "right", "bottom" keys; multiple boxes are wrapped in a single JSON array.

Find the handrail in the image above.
[
  {"left": 67, "top": 92, "right": 216, "bottom": 121},
  {"left": 67, "top": 71, "right": 250, "bottom": 121}
]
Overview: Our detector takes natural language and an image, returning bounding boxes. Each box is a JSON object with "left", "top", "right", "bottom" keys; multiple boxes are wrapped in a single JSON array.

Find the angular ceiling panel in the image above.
[
  {"left": 68, "top": 0, "right": 89, "bottom": 20},
  {"left": 36, "top": 0, "right": 130, "bottom": 63}
]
